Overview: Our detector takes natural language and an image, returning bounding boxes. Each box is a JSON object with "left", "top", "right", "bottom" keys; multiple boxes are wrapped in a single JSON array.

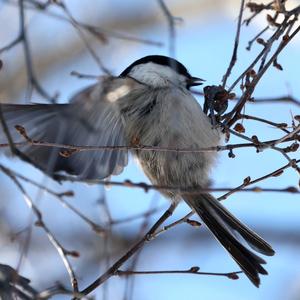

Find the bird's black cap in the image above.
[{"left": 119, "top": 55, "right": 192, "bottom": 78}]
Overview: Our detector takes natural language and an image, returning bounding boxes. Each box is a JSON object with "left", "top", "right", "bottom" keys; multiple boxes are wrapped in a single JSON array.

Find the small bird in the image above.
[{"left": 0, "top": 55, "right": 274, "bottom": 286}]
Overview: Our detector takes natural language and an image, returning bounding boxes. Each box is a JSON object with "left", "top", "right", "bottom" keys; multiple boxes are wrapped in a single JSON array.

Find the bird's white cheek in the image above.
[{"left": 106, "top": 85, "right": 131, "bottom": 103}]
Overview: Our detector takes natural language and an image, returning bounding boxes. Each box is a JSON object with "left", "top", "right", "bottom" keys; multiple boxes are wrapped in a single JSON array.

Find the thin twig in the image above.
[
  {"left": 222, "top": 0, "right": 245, "bottom": 87},
  {"left": 244, "top": 1, "right": 274, "bottom": 26},
  {"left": 19, "top": 0, "right": 56, "bottom": 102},
  {"left": 116, "top": 268, "right": 242, "bottom": 280},
  {"left": 219, "top": 159, "right": 300, "bottom": 200},
  {"left": 226, "top": 22, "right": 300, "bottom": 127},
  {"left": 238, "top": 113, "right": 290, "bottom": 133},
  {"left": 272, "top": 125, "right": 300, "bottom": 146},
  {"left": 6, "top": 166, "right": 106, "bottom": 234},
  {"left": 246, "top": 26, "right": 269, "bottom": 51},
  {"left": 123, "top": 197, "right": 160, "bottom": 300},
  {"left": 57, "top": 1, "right": 111, "bottom": 75},
  {"left": 228, "top": 17, "right": 289, "bottom": 93},
  {"left": 5, "top": 123, "right": 300, "bottom": 156},
  {"left": 251, "top": 95, "right": 300, "bottom": 107},
  {"left": 18, "top": 0, "right": 163, "bottom": 47},
  {"left": 153, "top": 211, "right": 194, "bottom": 237},
  {"left": 0, "top": 164, "right": 79, "bottom": 294},
  {"left": 158, "top": 0, "right": 177, "bottom": 57},
  {"left": 0, "top": 35, "right": 23, "bottom": 54},
  {"left": 111, "top": 206, "right": 165, "bottom": 225},
  {"left": 50, "top": 177, "right": 300, "bottom": 196},
  {"left": 78, "top": 203, "right": 177, "bottom": 297}
]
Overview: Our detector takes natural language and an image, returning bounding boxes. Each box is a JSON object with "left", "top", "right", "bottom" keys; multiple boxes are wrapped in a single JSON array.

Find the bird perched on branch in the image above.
[{"left": 0, "top": 55, "right": 274, "bottom": 287}]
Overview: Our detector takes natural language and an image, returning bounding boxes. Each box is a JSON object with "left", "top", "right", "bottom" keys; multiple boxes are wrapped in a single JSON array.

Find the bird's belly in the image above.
[
  {"left": 135, "top": 130, "right": 215, "bottom": 193},
  {"left": 123, "top": 88, "right": 221, "bottom": 197}
]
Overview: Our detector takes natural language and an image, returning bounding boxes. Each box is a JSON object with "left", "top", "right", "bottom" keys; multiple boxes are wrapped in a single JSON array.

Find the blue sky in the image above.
[{"left": 0, "top": 1, "right": 300, "bottom": 299}]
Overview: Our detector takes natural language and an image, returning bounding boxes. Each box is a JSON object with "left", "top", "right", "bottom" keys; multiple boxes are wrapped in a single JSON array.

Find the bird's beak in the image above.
[{"left": 187, "top": 76, "right": 205, "bottom": 87}]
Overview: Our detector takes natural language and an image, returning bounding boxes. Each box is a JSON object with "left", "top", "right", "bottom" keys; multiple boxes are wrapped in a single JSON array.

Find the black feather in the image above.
[
  {"left": 120, "top": 55, "right": 192, "bottom": 79},
  {"left": 184, "top": 193, "right": 275, "bottom": 287}
]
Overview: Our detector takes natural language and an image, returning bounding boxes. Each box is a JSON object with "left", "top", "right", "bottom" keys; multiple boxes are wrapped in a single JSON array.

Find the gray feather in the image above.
[
  {"left": 0, "top": 77, "right": 136, "bottom": 179},
  {"left": 119, "top": 82, "right": 274, "bottom": 287},
  {"left": 0, "top": 57, "right": 275, "bottom": 287},
  {"left": 120, "top": 86, "right": 220, "bottom": 198}
]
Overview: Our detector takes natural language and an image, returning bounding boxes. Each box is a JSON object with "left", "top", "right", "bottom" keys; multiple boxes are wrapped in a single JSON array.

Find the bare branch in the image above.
[
  {"left": 0, "top": 164, "right": 80, "bottom": 294},
  {"left": 4, "top": 123, "right": 299, "bottom": 157},
  {"left": 19, "top": 0, "right": 56, "bottom": 102},
  {"left": 252, "top": 95, "right": 300, "bottom": 107},
  {"left": 51, "top": 176, "right": 300, "bottom": 196},
  {"left": 246, "top": 26, "right": 269, "bottom": 51},
  {"left": 226, "top": 22, "right": 300, "bottom": 127},
  {"left": 222, "top": 0, "right": 245, "bottom": 87},
  {"left": 116, "top": 268, "right": 243, "bottom": 280},
  {"left": 5, "top": 165, "right": 106, "bottom": 235},
  {"left": 219, "top": 159, "right": 300, "bottom": 200},
  {"left": 158, "top": 0, "right": 177, "bottom": 57},
  {"left": 55, "top": 0, "right": 111, "bottom": 75},
  {"left": 79, "top": 203, "right": 177, "bottom": 297}
]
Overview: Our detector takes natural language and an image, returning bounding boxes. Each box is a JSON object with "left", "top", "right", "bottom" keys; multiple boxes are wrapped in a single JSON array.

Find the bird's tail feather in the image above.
[{"left": 183, "top": 193, "right": 275, "bottom": 287}]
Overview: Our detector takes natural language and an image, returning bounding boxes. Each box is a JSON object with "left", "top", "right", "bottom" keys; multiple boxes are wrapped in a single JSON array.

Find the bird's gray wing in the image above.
[{"left": 0, "top": 76, "right": 137, "bottom": 180}]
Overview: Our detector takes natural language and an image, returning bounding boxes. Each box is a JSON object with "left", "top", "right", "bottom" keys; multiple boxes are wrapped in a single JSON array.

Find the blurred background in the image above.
[{"left": 0, "top": 0, "right": 300, "bottom": 299}]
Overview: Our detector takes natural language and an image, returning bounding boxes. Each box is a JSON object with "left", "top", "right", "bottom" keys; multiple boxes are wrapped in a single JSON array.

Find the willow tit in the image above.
[{"left": 0, "top": 55, "right": 274, "bottom": 286}]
